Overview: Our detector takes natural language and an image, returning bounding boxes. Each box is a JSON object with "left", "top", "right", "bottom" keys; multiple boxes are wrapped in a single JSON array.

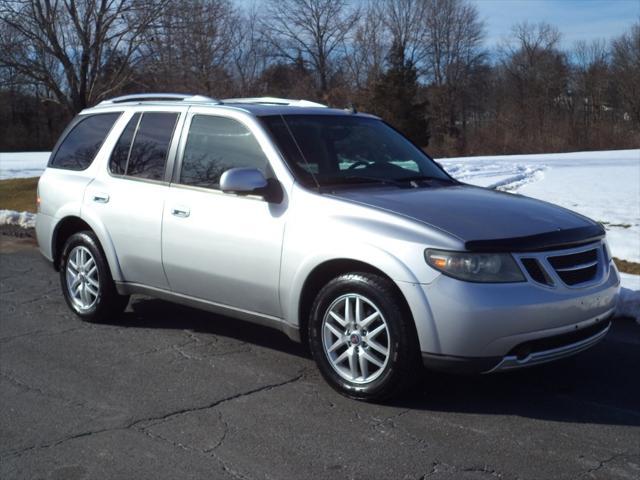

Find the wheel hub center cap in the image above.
[{"left": 349, "top": 332, "right": 362, "bottom": 346}]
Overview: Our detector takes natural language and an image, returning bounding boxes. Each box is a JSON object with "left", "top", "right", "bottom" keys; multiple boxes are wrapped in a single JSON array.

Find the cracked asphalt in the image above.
[{"left": 1, "top": 236, "right": 639, "bottom": 480}]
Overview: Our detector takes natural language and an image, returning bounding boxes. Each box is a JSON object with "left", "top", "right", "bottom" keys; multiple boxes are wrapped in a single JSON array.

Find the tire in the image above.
[
  {"left": 59, "top": 231, "right": 129, "bottom": 323},
  {"left": 308, "top": 272, "right": 420, "bottom": 401}
]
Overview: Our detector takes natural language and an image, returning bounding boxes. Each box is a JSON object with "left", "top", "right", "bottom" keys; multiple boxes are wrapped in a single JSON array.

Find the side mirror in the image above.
[{"left": 220, "top": 167, "right": 282, "bottom": 203}]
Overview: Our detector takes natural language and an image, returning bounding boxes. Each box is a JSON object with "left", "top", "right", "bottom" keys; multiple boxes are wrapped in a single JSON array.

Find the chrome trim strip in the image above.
[
  {"left": 487, "top": 321, "right": 611, "bottom": 373},
  {"left": 554, "top": 259, "right": 599, "bottom": 272}
]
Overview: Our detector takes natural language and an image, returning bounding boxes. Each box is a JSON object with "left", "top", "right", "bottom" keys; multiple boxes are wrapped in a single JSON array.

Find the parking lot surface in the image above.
[{"left": 1, "top": 237, "right": 639, "bottom": 480}]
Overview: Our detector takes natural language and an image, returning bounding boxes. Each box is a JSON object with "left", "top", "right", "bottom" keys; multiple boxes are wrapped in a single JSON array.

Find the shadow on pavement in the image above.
[
  {"left": 112, "top": 295, "right": 310, "bottom": 359},
  {"left": 109, "top": 297, "right": 640, "bottom": 427}
]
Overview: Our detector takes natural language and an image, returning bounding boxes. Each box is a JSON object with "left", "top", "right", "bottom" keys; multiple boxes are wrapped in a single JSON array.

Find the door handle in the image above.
[
  {"left": 171, "top": 206, "right": 190, "bottom": 218},
  {"left": 93, "top": 193, "right": 110, "bottom": 203}
]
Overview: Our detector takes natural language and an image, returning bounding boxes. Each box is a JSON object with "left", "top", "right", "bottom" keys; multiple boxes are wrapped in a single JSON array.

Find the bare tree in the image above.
[
  {"left": 611, "top": 22, "right": 640, "bottom": 126},
  {"left": 423, "top": 0, "right": 485, "bottom": 87},
  {"left": 382, "top": 0, "right": 429, "bottom": 68},
  {"left": 260, "top": 0, "right": 359, "bottom": 94},
  {"left": 139, "top": 0, "right": 239, "bottom": 96},
  {"left": 417, "top": 0, "right": 486, "bottom": 152},
  {"left": 500, "top": 22, "right": 569, "bottom": 150},
  {"left": 232, "top": 4, "right": 270, "bottom": 95},
  {"left": 343, "top": 0, "right": 388, "bottom": 91},
  {"left": 0, "top": 0, "right": 168, "bottom": 114},
  {"left": 573, "top": 40, "right": 610, "bottom": 128}
]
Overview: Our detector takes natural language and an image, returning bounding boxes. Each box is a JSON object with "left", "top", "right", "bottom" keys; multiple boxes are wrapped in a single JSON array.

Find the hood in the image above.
[{"left": 330, "top": 185, "right": 604, "bottom": 252}]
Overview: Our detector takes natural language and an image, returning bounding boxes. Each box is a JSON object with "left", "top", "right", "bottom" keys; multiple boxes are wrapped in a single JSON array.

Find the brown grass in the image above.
[
  {"left": 614, "top": 257, "right": 640, "bottom": 275},
  {"left": 0, "top": 177, "right": 38, "bottom": 213}
]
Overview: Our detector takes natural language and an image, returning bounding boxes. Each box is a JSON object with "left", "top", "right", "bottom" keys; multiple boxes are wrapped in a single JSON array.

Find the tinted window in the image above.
[
  {"left": 50, "top": 113, "right": 121, "bottom": 170},
  {"left": 262, "top": 115, "right": 450, "bottom": 188},
  {"left": 180, "top": 115, "right": 267, "bottom": 189},
  {"left": 127, "top": 112, "right": 178, "bottom": 181},
  {"left": 109, "top": 113, "right": 140, "bottom": 175}
]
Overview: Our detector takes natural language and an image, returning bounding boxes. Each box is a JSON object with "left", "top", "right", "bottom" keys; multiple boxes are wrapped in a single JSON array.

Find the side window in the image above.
[
  {"left": 109, "top": 113, "right": 140, "bottom": 175},
  {"left": 50, "top": 113, "right": 121, "bottom": 170},
  {"left": 180, "top": 115, "right": 267, "bottom": 189},
  {"left": 127, "top": 112, "right": 179, "bottom": 181}
]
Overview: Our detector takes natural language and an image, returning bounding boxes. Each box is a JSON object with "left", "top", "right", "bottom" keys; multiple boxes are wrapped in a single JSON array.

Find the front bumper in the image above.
[
  {"left": 488, "top": 317, "right": 611, "bottom": 372},
  {"left": 410, "top": 251, "right": 620, "bottom": 373},
  {"left": 421, "top": 316, "right": 612, "bottom": 373}
]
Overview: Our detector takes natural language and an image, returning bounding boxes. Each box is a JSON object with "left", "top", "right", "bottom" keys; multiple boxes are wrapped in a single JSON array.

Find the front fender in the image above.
[{"left": 280, "top": 242, "right": 442, "bottom": 354}]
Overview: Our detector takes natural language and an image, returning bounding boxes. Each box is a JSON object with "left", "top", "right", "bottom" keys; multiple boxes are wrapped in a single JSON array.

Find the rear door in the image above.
[{"left": 85, "top": 107, "right": 186, "bottom": 289}]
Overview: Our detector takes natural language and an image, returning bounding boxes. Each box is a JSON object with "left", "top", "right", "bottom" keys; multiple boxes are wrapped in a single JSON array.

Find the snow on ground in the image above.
[
  {"left": 1, "top": 149, "right": 639, "bottom": 263},
  {"left": 0, "top": 209, "right": 36, "bottom": 229},
  {"left": 1, "top": 149, "right": 639, "bottom": 259},
  {"left": 439, "top": 149, "right": 640, "bottom": 264},
  {"left": 0, "top": 152, "right": 50, "bottom": 180},
  {"left": 0, "top": 149, "right": 638, "bottom": 320}
]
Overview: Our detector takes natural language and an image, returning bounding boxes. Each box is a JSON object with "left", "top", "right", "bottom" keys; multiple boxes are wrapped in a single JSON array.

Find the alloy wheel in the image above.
[
  {"left": 65, "top": 246, "right": 100, "bottom": 311},
  {"left": 321, "top": 293, "right": 391, "bottom": 384}
]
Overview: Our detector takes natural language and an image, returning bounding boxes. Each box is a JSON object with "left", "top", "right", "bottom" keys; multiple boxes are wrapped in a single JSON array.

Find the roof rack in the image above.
[
  {"left": 222, "top": 97, "right": 327, "bottom": 108},
  {"left": 98, "top": 93, "right": 221, "bottom": 105}
]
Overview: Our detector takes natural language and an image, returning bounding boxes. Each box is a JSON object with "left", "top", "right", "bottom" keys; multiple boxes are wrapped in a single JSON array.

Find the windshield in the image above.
[{"left": 261, "top": 115, "right": 452, "bottom": 188}]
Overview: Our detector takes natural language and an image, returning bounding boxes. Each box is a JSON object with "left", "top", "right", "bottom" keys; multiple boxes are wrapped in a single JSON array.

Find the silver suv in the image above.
[{"left": 36, "top": 94, "right": 620, "bottom": 400}]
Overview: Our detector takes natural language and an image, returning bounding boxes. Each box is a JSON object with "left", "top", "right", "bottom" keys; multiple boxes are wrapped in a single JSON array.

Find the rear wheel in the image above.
[
  {"left": 308, "top": 272, "right": 420, "bottom": 401},
  {"left": 60, "top": 231, "right": 129, "bottom": 323}
]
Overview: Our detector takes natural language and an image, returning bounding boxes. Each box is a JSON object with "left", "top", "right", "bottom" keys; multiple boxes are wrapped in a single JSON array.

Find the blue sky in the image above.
[{"left": 471, "top": 0, "right": 640, "bottom": 48}]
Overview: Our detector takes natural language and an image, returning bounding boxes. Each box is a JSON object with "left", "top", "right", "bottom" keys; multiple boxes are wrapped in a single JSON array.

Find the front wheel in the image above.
[
  {"left": 59, "top": 231, "right": 129, "bottom": 323},
  {"left": 308, "top": 272, "right": 420, "bottom": 401}
]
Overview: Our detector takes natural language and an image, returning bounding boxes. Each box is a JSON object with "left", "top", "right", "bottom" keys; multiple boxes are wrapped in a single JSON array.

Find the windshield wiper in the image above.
[
  {"left": 320, "top": 174, "right": 457, "bottom": 189},
  {"left": 321, "top": 174, "right": 408, "bottom": 188},
  {"left": 395, "top": 174, "right": 456, "bottom": 184}
]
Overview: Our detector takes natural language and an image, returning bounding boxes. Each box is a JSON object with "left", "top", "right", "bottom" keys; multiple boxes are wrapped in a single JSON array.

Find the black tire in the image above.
[
  {"left": 308, "top": 272, "right": 420, "bottom": 401},
  {"left": 59, "top": 231, "right": 129, "bottom": 323}
]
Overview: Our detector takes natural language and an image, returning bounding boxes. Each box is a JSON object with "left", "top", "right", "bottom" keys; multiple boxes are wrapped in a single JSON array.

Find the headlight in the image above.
[{"left": 425, "top": 249, "right": 525, "bottom": 283}]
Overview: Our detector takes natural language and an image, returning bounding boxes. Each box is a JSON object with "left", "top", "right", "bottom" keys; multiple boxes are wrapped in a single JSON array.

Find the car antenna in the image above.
[{"left": 345, "top": 102, "right": 357, "bottom": 114}]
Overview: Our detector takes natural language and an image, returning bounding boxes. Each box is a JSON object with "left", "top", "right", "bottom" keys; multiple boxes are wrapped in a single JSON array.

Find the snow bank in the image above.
[
  {"left": 0, "top": 152, "right": 50, "bottom": 180},
  {"left": 618, "top": 272, "right": 640, "bottom": 323},
  {"left": 1, "top": 149, "right": 638, "bottom": 263},
  {"left": 0, "top": 209, "right": 36, "bottom": 229}
]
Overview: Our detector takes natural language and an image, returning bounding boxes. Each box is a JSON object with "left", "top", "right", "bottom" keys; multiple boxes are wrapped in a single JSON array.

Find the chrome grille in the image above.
[{"left": 547, "top": 248, "right": 599, "bottom": 286}]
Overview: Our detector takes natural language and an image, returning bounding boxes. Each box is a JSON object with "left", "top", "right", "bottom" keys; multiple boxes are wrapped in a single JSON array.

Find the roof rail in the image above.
[
  {"left": 222, "top": 97, "right": 327, "bottom": 108},
  {"left": 98, "top": 93, "right": 221, "bottom": 105}
]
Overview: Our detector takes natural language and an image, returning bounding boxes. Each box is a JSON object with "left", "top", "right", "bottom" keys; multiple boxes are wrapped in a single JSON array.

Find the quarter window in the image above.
[
  {"left": 50, "top": 113, "right": 121, "bottom": 170},
  {"left": 180, "top": 115, "right": 267, "bottom": 189}
]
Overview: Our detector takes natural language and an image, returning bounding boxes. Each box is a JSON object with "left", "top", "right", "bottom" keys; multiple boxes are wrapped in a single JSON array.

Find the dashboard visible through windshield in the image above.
[{"left": 261, "top": 114, "right": 453, "bottom": 188}]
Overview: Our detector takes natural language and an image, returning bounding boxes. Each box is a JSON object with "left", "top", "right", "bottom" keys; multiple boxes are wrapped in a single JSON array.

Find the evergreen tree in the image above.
[{"left": 369, "top": 41, "right": 430, "bottom": 146}]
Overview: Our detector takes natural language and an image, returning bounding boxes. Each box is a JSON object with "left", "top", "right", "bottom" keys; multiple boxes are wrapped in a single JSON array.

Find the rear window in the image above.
[
  {"left": 50, "top": 113, "right": 121, "bottom": 170},
  {"left": 109, "top": 113, "right": 140, "bottom": 175}
]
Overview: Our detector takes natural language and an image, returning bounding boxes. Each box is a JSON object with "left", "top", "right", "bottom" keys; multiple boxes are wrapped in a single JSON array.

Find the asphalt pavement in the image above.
[{"left": 1, "top": 236, "right": 639, "bottom": 480}]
